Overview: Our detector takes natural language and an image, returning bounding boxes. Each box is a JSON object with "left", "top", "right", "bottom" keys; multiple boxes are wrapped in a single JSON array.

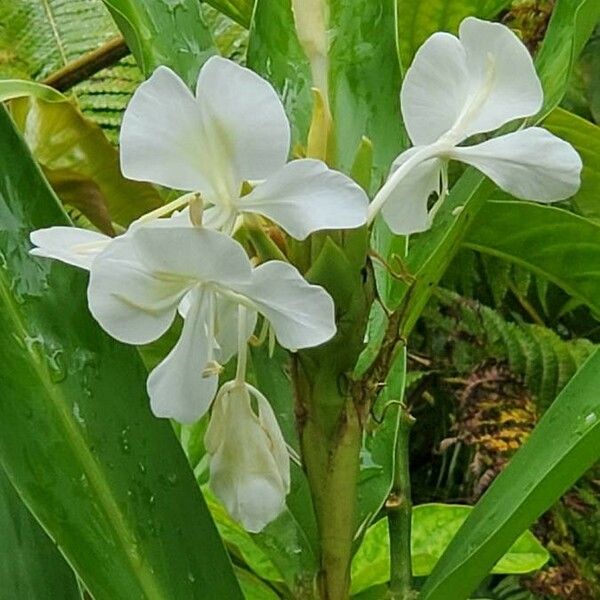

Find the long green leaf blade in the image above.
[
  {"left": 0, "top": 467, "right": 80, "bottom": 599},
  {"left": 101, "top": 0, "right": 215, "bottom": 86},
  {"left": 419, "top": 349, "right": 600, "bottom": 600},
  {"left": 0, "top": 106, "right": 243, "bottom": 600},
  {"left": 463, "top": 200, "right": 600, "bottom": 316}
]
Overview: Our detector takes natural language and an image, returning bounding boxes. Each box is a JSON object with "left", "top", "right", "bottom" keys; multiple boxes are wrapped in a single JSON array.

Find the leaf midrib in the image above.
[{"left": 0, "top": 267, "right": 166, "bottom": 600}]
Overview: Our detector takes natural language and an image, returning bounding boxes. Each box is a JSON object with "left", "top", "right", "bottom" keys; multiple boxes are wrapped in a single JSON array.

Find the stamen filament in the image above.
[
  {"left": 235, "top": 305, "right": 248, "bottom": 385},
  {"left": 134, "top": 193, "right": 195, "bottom": 225}
]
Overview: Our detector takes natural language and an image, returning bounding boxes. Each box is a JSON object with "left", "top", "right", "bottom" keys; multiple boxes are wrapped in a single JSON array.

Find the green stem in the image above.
[
  {"left": 387, "top": 406, "right": 416, "bottom": 600},
  {"left": 295, "top": 364, "right": 362, "bottom": 600}
]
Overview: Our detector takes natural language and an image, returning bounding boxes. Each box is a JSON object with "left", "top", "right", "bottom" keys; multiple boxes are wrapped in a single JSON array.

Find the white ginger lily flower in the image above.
[
  {"left": 120, "top": 55, "right": 368, "bottom": 238},
  {"left": 86, "top": 225, "right": 336, "bottom": 423},
  {"left": 205, "top": 381, "right": 290, "bottom": 532},
  {"left": 367, "top": 17, "right": 582, "bottom": 234}
]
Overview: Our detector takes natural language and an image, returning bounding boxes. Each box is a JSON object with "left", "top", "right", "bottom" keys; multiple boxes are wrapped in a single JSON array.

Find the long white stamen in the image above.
[
  {"left": 134, "top": 192, "right": 196, "bottom": 225},
  {"left": 235, "top": 305, "right": 248, "bottom": 385}
]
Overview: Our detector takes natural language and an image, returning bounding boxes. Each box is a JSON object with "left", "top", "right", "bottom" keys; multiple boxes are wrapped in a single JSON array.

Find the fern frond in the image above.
[{"left": 422, "top": 289, "right": 596, "bottom": 407}]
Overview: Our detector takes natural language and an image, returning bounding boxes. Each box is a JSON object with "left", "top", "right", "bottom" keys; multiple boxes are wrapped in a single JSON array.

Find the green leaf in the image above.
[
  {"left": 5, "top": 87, "right": 162, "bottom": 232},
  {"left": 356, "top": 345, "right": 407, "bottom": 533},
  {"left": 235, "top": 568, "right": 280, "bottom": 600},
  {"left": 395, "top": 0, "right": 511, "bottom": 70},
  {"left": 464, "top": 201, "right": 600, "bottom": 317},
  {"left": 247, "top": 0, "right": 313, "bottom": 146},
  {"left": 0, "top": 467, "right": 80, "bottom": 599},
  {"left": 543, "top": 108, "right": 600, "bottom": 219},
  {"left": 0, "top": 79, "right": 64, "bottom": 102},
  {"left": 205, "top": 0, "right": 255, "bottom": 28},
  {"left": 249, "top": 0, "right": 403, "bottom": 185},
  {"left": 420, "top": 349, "right": 600, "bottom": 600},
  {"left": 203, "top": 488, "right": 283, "bottom": 583},
  {"left": 535, "top": 0, "right": 600, "bottom": 118},
  {"left": 0, "top": 106, "right": 243, "bottom": 599},
  {"left": 327, "top": 0, "right": 404, "bottom": 184},
  {"left": 350, "top": 504, "right": 549, "bottom": 594},
  {"left": 101, "top": 0, "right": 215, "bottom": 86}
]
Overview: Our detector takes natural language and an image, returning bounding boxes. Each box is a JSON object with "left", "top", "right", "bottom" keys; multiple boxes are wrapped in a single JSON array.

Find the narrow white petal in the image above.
[
  {"left": 251, "top": 387, "right": 290, "bottom": 493},
  {"left": 196, "top": 56, "right": 290, "bottom": 182},
  {"left": 450, "top": 128, "right": 582, "bottom": 202},
  {"left": 147, "top": 288, "right": 218, "bottom": 423},
  {"left": 205, "top": 384, "right": 289, "bottom": 532},
  {"left": 401, "top": 32, "right": 470, "bottom": 145},
  {"left": 457, "top": 17, "right": 543, "bottom": 138},
  {"left": 120, "top": 66, "right": 216, "bottom": 192},
  {"left": 130, "top": 226, "right": 253, "bottom": 287},
  {"left": 380, "top": 149, "right": 444, "bottom": 235},
  {"left": 241, "top": 159, "right": 369, "bottom": 239},
  {"left": 232, "top": 261, "right": 336, "bottom": 350},
  {"left": 30, "top": 227, "right": 110, "bottom": 270},
  {"left": 87, "top": 236, "right": 190, "bottom": 345}
]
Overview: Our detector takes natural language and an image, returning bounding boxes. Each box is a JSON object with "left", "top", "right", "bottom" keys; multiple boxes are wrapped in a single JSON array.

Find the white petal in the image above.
[
  {"left": 87, "top": 235, "right": 190, "bottom": 345},
  {"left": 195, "top": 56, "right": 290, "bottom": 182},
  {"left": 205, "top": 384, "right": 289, "bottom": 532},
  {"left": 457, "top": 17, "right": 543, "bottom": 138},
  {"left": 450, "top": 127, "right": 582, "bottom": 202},
  {"left": 241, "top": 159, "right": 369, "bottom": 239},
  {"left": 30, "top": 227, "right": 110, "bottom": 270},
  {"left": 233, "top": 261, "right": 336, "bottom": 350},
  {"left": 250, "top": 386, "right": 290, "bottom": 493},
  {"left": 401, "top": 32, "right": 470, "bottom": 145},
  {"left": 130, "top": 226, "right": 253, "bottom": 287},
  {"left": 120, "top": 66, "right": 216, "bottom": 193},
  {"left": 380, "top": 149, "right": 444, "bottom": 235},
  {"left": 147, "top": 288, "right": 218, "bottom": 423}
]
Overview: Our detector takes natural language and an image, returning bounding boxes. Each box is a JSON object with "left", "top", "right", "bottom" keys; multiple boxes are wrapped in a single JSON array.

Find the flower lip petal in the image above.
[
  {"left": 401, "top": 17, "right": 543, "bottom": 146},
  {"left": 129, "top": 225, "right": 253, "bottom": 287},
  {"left": 120, "top": 66, "right": 215, "bottom": 193},
  {"left": 196, "top": 56, "right": 291, "bottom": 183},
  {"left": 450, "top": 127, "right": 582, "bottom": 202},
  {"left": 87, "top": 235, "right": 190, "bottom": 345},
  {"left": 241, "top": 159, "right": 369, "bottom": 240},
  {"left": 455, "top": 17, "right": 543, "bottom": 139},
  {"left": 401, "top": 31, "right": 470, "bottom": 145}
]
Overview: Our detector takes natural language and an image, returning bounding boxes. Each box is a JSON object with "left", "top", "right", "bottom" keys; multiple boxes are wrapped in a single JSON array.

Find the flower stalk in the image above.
[
  {"left": 295, "top": 366, "right": 362, "bottom": 600},
  {"left": 387, "top": 405, "right": 416, "bottom": 600}
]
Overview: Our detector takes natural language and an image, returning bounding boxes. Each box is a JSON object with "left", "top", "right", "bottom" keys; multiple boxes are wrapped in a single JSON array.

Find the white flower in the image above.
[
  {"left": 86, "top": 225, "right": 336, "bottom": 422},
  {"left": 205, "top": 381, "right": 290, "bottom": 532},
  {"left": 368, "top": 17, "right": 582, "bottom": 234},
  {"left": 120, "top": 55, "right": 368, "bottom": 238}
]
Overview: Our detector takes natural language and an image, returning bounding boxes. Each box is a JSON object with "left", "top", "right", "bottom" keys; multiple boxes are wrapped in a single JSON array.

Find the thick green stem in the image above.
[
  {"left": 295, "top": 366, "right": 362, "bottom": 600},
  {"left": 387, "top": 406, "right": 416, "bottom": 600}
]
